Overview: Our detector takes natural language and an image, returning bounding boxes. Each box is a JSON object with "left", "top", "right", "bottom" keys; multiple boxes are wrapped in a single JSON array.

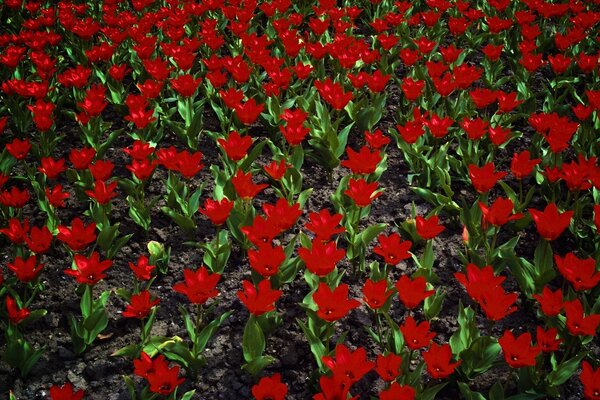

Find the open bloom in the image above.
[
  {"left": 498, "top": 331, "right": 541, "bottom": 368},
  {"left": 8, "top": 256, "right": 44, "bottom": 283},
  {"left": 415, "top": 215, "right": 445, "bottom": 239},
  {"left": 237, "top": 279, "right": 282, "bottom": 316},
  {"left": 479, "top": 197, "right": 523, "bottom": 227},
  {"left": 373, "top": 233, "right": 412, "bottom": 265},
  {"left": 57, "top": 218, "right": 96, "bottom": 251},
  {"left": 423, "top": 343, "right": 461, "bottom": 379},
  {"left": 313, "top": 283, "right": 360, "bottom": 322},
  {"left": 252, "top": 373, "right": 288, "bottom": 400},
  {"left": 173, "top": 267, "right": 220, "bottom": 305},
  {"left": 122, "top": 290, "right": 160, "bottom": 319},
  {"left": 49, "top": 382, "right": 85, "bottom": 400},
  {"left": 554, "top": 252, "right": 600, "bottom": 291},
  {"left": 199, "top": 197, "right": 233, "bottom": 226},
  {"left": 529, "top": 203, "right": 573, "bottom": 241},
  {"left": 580, "top": 360, "right": 600, "bottom": 400},
  {"left": 322, "top": 344, "right": 375, "bottom": 385},
  {"left": 298, "top": 240, "right": 345, "bottom": 276},
  {"left": 64, "top": 252, "right": 112, "bottom": 285},
  {"left": 344, "top": 178, "right": 382, "bottom": 207},
  {"left": 395, "top": 275, "right": 435, "bottom": 309}
]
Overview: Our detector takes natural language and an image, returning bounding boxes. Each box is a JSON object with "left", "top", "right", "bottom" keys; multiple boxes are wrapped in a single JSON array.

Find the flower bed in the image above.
[{"left": 0, "top": 0, "right": 599, "bottom": 399}]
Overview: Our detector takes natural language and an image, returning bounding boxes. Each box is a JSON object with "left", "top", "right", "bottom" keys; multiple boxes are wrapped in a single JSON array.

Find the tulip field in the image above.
[{"left": 0, "top": 0, "right": 599, "bottom": 399}]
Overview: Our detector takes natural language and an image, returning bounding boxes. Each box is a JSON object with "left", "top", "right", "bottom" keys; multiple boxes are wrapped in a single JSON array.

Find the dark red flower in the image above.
[
  {"left": 533, "top": 286, "right": 563, "bottom": 317},
  {"left": 564, "top": 299, "right": 600, "bottom": 336},
  {"left": 69, "top": 147, "right": 96, "bottom": 170},
  {"left": 6, "top": 138, "right": 31, "bottom": 160},
  {"left": 529, "top": 203, "right": 573, "bottom": 241},
  {"left": 401, "top": 78, "right": 425, "bottom": 101},
  {"left": 57, "top": 218, "right": 96, "bottom": 251},
  {"left": 373, "top": 233, "right": 412, "bottom": 265},
  {"left": 252, "top": 373, "right": 288, "bottom": 400},
  {"left": 199, "top": 197, "right": 234, "bottom": 226},
  {"left": 248, "top": 243, "right": 286, "bottom": 277},
  {"left": 469, "top": 162, "right": 507, "bottom": 193},
  {"left": 313, "top": 283, "right": 360, "bottom": 322},
  {"left": 499, "top": 331, "right": 541, "bottom": 368},
  {"left": 364, "top": 129, "right": 390, "bottom": 149},
  {"left": 122, "top": 290, "right": 160, "bottom": 319},
  {"left": 344, "top": 178, "right": 382, "bottom": 207},
  {"left": 379, "top": 383, "right": 416, "bottom": 400},
  {"left": 85, "top": 180, "right": 118, "bottom": 204},
  {"left": 341, "top": 146, "right": 382, "bottom": 175},
  {"left": 89, "top": 160, "right": 115, "bottom": 181},
  {"left": 170, "top": 74, "right": 202, "bottom": 97},
  {"left": 127, "top": 159, "right": 157, "bottom": 181},
  {"left": 49, "top": 382, "right": 85, "bottom": 400},
  {"left": 38, "top": 157, "right": 66, "bottom": 179},
  {"left": 322, "top": 343, "right": 375, "bottom": 385},
  {"left": 234, "top": 99, "right": 264, "bottom": 125},
  {"left": 395, "top": 275, "right": 435, "bottom": 309},
  {"left": 25, "top": 225, "right": 52, "bottom": 254},
  {"left": 218, "top": 131, "right": 253, "bottom": 161},
  {"left": 146, "top": 359, "right": 185, "bottom": 396},
  {"left": 241, "top": 216, "right": 280, "bottom": 246},
  {"left": 232, "top": 170, "right": 268, "bottom": 200},
  {"left": 0, "top": 186, "right": 30, "bottom": 208},
  {"left": 299, "top": 240, "right": 345, "bottom": 277},
  {"left": 315, "top": 79, "right": 353, "bottom": 110},
  {"left": 460, "top": 117, "right": 489, "bottom": 140},
  {"left": 479, "top": 197, "right": 523, "bottom": 227},
  {"left": 362, "top": 279, "right": 393, "bottom": 310},
  {"left": 8, "top": 256, "right": 44, "bottom": 283},
  {"left": 415, "top": 215, "right": 445, "bottom": 240},
  {"left": 455, "top": 263, "right": 505, "bottom": 302},
  {"left": 580, "top": 360, "right": 600, "bottom": 400},
  {"left": 304, "top": 209, "right": 345, "bottom": 241},
  {"left": 64, "top": 252, "right": 112, "bottom": 285},
  {"left": 45, "top": 185, "right": 70, "bottom": 208},
  {"left": 264, "top": 159, "right": 289, "bottom": 180},
  {"left": 511, "top": 150, "right": 541, "bottom": 179},
  {"left": 262, "top": 198, "right": 302, "bottom": 232},
  {"left": 423, "top": 343, "right": 461, "bottom": 379},
  {"left": 123, "top": 141, "right": 155, "bottom": 160},
  {"left": 400, "top": 316, "right": 436, "bottom": 350},
  {"left": 237, "top": 279, "right": 282, "bottom": 316},
  {"left": 173, "top": 267, "right": 220, "bottom": 304},
  {"left": 536, "top": 326, "right": 563, "bottom": 353},
  {"left": 0, "top": 217, "right": 29, "bottom": 244},
  {"left": 555, "top": 252, "right": 600, "bottom": 291},
  {"left": 129, "top": 255, "right": 155, "bottom": 281},
  {"left": 479, "top": 285, "right": 519, "bottom": 321},
  {"left": 6, "top": 296, "right": 30, "bottom": 325},
  {"left": 375, "top": 353, "right": 403, "bottom": 382}
]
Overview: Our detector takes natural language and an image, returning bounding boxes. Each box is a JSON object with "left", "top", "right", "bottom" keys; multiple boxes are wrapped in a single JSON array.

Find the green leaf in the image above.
[
  {"left": 458, "top": 382, "right": 486, "bottom": 400},
  {"left": 179, "top": 390, "right": 196, "bottom": 400},
  {"left": 161, "top": 207, "right": 196, "bottom": 233},
  {"left": 242, "top": 316, "right": 265, "bottom": 362},
  {"left": 297, "top": 318, "right": 327, "bottom": 371},
  {"left": 196, "top": 311, "right": 233, "bottom": 353},
  {"left": 546, "top": 352, "right": 586, "bottom": 386},
  {"left": 356, "top": 223, "right": 387, "bottom": 247},
  {"left": 460, "top": 336, "right": 501, "bottom": 377},
  {"left": 489, "top": 381, "right": 504, "bottom": 400},
  {"left": 420, "top": 382, "right": 448, "bottom": 400},
  {"left": 240, "top": 140, "right": 267, "bottom": 171},
  {"left": 81, "top": 285, "right": 92, "bottom": 318},
  {"left": 242, "top": 355, "right": 276, "bottom": 376}
]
